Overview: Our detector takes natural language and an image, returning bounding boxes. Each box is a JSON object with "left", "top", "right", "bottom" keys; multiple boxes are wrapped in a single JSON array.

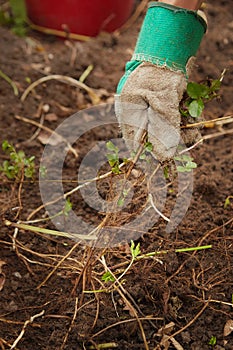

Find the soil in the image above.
[{"left": 0, "top": 1, "right": 233, "bottom": 349}]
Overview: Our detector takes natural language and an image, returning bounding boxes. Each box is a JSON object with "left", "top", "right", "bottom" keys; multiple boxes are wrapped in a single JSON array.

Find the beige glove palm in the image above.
[{"left": 115, "top": 62, "right": 201, "bottom": 162}]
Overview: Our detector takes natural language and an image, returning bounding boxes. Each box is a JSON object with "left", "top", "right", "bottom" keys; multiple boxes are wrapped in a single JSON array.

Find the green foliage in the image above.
[
  {"left": 208, "top": 335, "right": 217, "bottom": 346},
  {"left": 0, "top": 140, "right": 35, "bottom": 180},
  {"left": 63, "top": 198, "right": 72, "bottom": 216},
  {"left": 106, "top": 141, "right": 121, "bottom": 174},
  {"left": 130, "top": 240, "right": 141, "bottom": 259},
  {"left": 180, "top": 77, "right": 222, "bottom": 118},
  {"left": 117, "top": 188, "right": 129, "bottom": 207},
  {"left": 139, "top": 141, "right": 153, "bottom": 160},
  {"left": 174, "top": 154, "right": 197, "bottom": 173},
  {"left": 224, "top": 195, "right": 233, "bottom": 209},
  {"left": 0, "top": 0, "right": 27, "bottom": 36},
  {"left": 102, "top": 271, "right": 115, "bottom": 283}
]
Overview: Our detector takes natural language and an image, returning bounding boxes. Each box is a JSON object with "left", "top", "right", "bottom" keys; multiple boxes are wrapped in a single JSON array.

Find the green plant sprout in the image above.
[
  {"left": 63, "top": 198, "right": 73, "bottom": 216},
  {"left": 0, "top": 140, "right": 35, "bottom": 180},
  {"left": 101, "top": 240, "right": 140, "bottom": 287},
  {"left": 180, "top": 75, "right": 223, "bottom": 118},
  {"left": 224, "top": 195, "right": 233, "bottom": 209},
  {"left": 106, "top": 141, "right": 121, "bottom": 174},
  {"left": 174, "top": 154, "right": 197, "bottom": 173},
  {"left": 86, "top": 244, "right": 212, "bottom": 295},
  {"left": 208, "top": 335, "right": 217, "bottom": 347},
  {"left": 0, "top": 0, "right": 28, "bottom": 36},
  {"left": 117, "top": 188, "right": 130, "bottom": 207},
  {"left": 102, "top": 271, "right": 115, "bottom": 283},
  {"left": 139, "top": 141, "right": 153, "bottom": 160},
  {"left": 130, "top": 240, "right": 141, "bottom": 259}
]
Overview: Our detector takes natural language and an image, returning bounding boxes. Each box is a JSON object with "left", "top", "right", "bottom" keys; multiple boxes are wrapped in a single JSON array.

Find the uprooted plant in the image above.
[{"left": 3, "top": 70, "right": 233, "bottom": 349}]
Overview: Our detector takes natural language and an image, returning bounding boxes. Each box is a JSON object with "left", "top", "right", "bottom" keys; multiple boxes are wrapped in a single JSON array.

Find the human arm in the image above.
[{"left": 158, "top": 0, "right": 203, "bottom": 10}]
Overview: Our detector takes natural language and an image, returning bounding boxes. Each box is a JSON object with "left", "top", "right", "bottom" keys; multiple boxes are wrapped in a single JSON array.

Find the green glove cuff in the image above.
[
  {"left": 133, "top": 2, "right": 206, "bottom": 73},
  {"left": 116, "top": 2, "right": 206, "bottom": 94},
  {"left": 117, "top": 60, "right": 141, "bottom": 94}
]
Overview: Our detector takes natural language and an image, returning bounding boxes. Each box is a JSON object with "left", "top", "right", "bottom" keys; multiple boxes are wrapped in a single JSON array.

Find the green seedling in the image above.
[
  {"left": 224, "top": 195, "right": 233, "bottom": 209},
  {"left": 117, "top": 188, "right": 130, "bottom": 207},
  {"left": 63, "top": 198, "right": 72, "bottom": 216},
  {"left": 208, "top": 335, "right": 217, "bottom": 347},
  {"left": 180, "top": 76, "right": 222, "bottom": 118},
  {"left": 106, "top": 141, "right": 121, "bottom": 174},
  {"left": 139, "top": 141, "right": 153, "bottom": 160},
  {"left": 0, "top": 0, "right": 28, "bottom": 36},
  {"left": 174, "top": 154, "right": 197, "bottom": 173},
  {"left": 130, "top": 240, "right": 141, "bottom": 259},
  {"left": 102, "top": 271, "right": 115, "bottom": 283},
  {"left": 0, "top": 140, "right": 35, "bottom": 180}
]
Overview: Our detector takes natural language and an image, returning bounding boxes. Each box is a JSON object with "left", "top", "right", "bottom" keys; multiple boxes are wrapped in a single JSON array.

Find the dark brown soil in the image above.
[{"left": 0, "top": 1, "right": 233, "bottom": 349}]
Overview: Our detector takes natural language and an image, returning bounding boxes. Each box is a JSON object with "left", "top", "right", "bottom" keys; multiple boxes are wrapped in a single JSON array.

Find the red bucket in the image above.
[{"left": 25, "top": 0, "right": 135, "bottom": 38}]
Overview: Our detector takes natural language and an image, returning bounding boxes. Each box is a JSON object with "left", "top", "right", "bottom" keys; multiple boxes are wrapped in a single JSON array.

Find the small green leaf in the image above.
[
  {"left": 186, "top": 161, "right": 197, "bottom": 169},
  {"left": 117, "top": 197, "right": 125, "bottom": 207},
  {"left": 112, "top": 166, "right": 120, "bottom": 174},
  {"left": 224, "top": 196, "right": 233, "bottom": 209},
  {"left": 2, "top": 140, "right": 12, "bottom": 152},
  {"left": 139, "top": 153, "right": 146, "bottom": 160},
  {"left": 64, "top": 198, "right": 72, "bottom": 216},
  {"left": 145, "top": 142, "right": 153, "bottom": 152},
  {"left": 102, "top": 271, "right": 115, "bottom": 282},
  {"left": 177, "top": 166, "right": 192, "bottom": 173},
  {"left": 188, "top": 99, "right": 204, "bottom": 118},
  {"left": 208, "top": 336, "right": 217, "bottom": 346},
  {"left": 106, "top": 141, "right": 118, "bottom": 153},
  {"left": 187, "top": 82, "right": 209, "bottom": 99},
  {"left": 130, "top": 240, "right": 141, "bottom": 259}
]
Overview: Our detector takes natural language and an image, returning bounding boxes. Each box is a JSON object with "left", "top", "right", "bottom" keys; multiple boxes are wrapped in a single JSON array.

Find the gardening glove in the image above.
[{"left": 115, "top": 2, "right": 207, "bottom": 162}]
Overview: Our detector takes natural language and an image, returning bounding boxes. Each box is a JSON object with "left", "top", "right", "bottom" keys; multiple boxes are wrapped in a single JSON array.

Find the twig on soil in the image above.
[
  {"left": 26, "top": 103, "right": 45, "bottom": 143},
  {"left": 36, "top": 241, "right": 80, "bottom": 289},
  {"left": 87, "top": 343, "right": 118, "bottom": 349},
  {"left": 92, "top": 317, "right": 163, "bottom": 339},
  {"left": 5, "top": 220, "right": 96, "bottom": 241},
  {"left": 148, "top": 193, "right": 170, "bottom": 222},
  {"left": 166, "top": 301, "right": 209, "bottom": 343},
  {"left": 205, "top": 299, "right": 233, "bottom": 308},
  {"left": 0, "top": 337, "right": 16, "bottom": 350},
  {"left": 10, "top": 310, "right": 45, "bottom": 350},
  {"left": 202, "top": 128, "right": 233, "bottom": 141},
  {"left": 182, "top": 114, "right": 233, "bottom": 129},
  {"left": 20, "top": 74, "right": 100, "bottom": 105},
  {"left": 28, "top": 20, "right": 91, "bottom": 41},
  {"left": 60, "top": 297, "right": 79, "bottom": 350},
  {"left": 15, "top": 115, "right": 78, "bottom": 158},
  {"left": 0, "top": 69, "right": 19, "bottom": 96},
  {"left": 197, "top": 217, "right": 233, "bottom": 247},
  {"left": 79, "top": 65, "right": 94, "bottom": 83}
]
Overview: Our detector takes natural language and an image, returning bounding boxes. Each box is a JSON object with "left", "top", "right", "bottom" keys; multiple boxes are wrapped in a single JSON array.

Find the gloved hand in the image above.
[{"left": 115, "top": 2, "right": 207, "bottom": 162}]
